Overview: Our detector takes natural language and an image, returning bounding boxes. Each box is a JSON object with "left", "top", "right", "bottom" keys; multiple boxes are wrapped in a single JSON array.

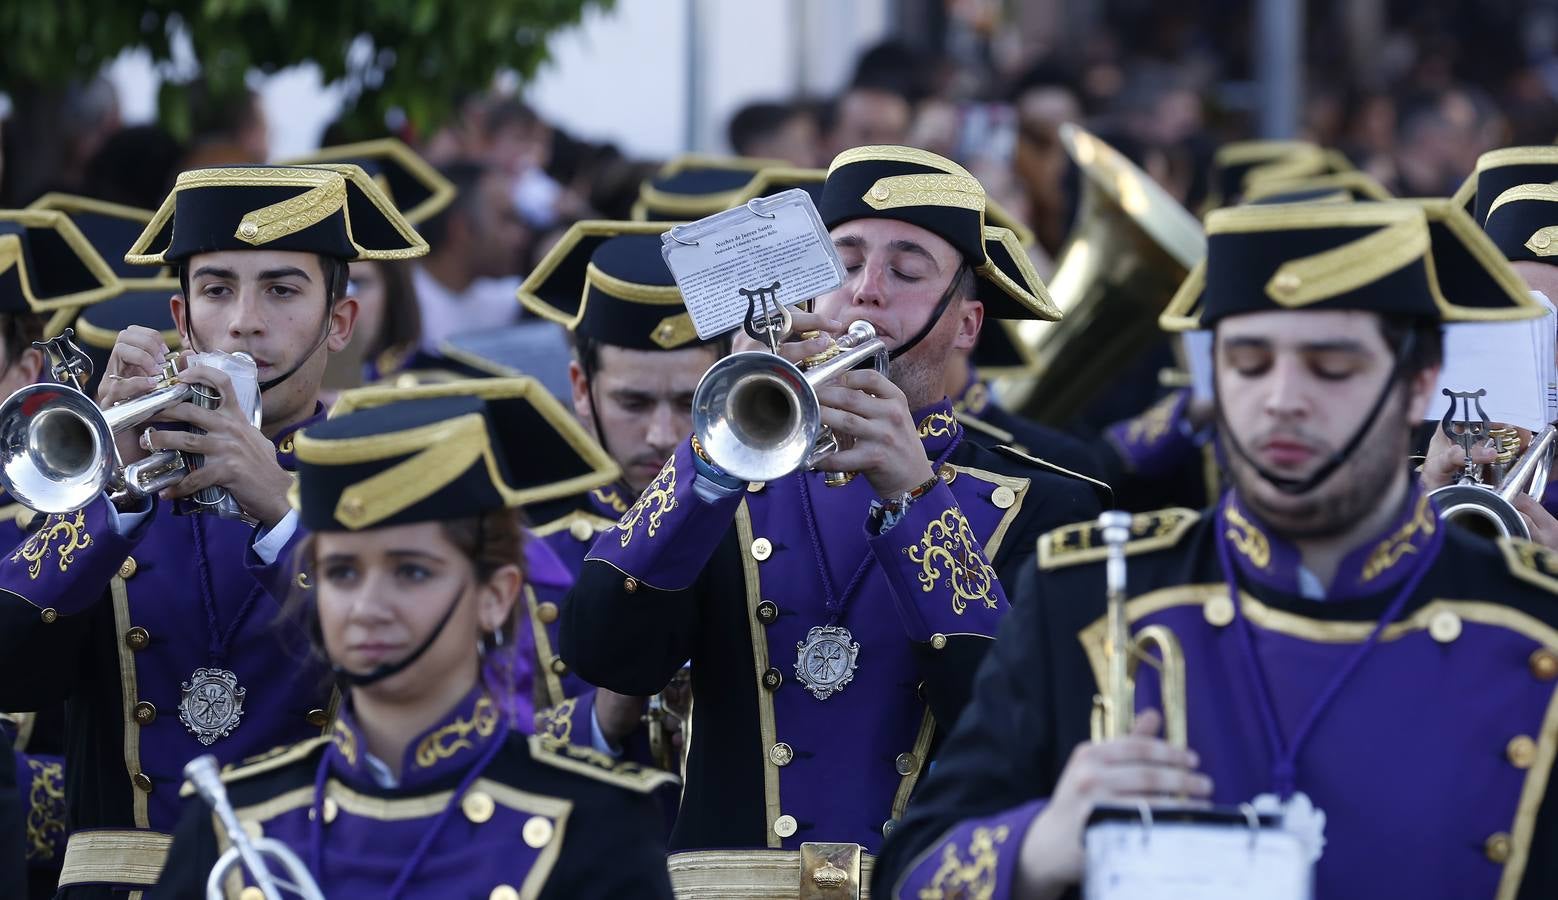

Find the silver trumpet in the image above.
[
  {"left": 692, "top": 319, "right": 888, "bottom": 485},
  {"left": 185, "top": 754, "right": 326, "bottom": 900},
  {"left": 1429, "top": 388, "right": 1557, "bottom": 539},
  {"left": 0, "top": 330, "right": 254, "bottom": 517}
]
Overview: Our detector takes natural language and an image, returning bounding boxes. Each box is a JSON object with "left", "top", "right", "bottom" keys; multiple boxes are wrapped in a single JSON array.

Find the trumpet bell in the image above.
[
  {"left": 1431, "top": 484, "right": 1529, "bottom": 540},
  {"left": 693, "top": 351, "right": 822, "bottom": 483},
  {"left": 0, "top": 383, "right": 117, "bottom": 513}
]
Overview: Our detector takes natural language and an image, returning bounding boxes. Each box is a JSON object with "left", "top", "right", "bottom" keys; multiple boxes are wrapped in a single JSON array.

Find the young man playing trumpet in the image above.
[
  {"left": 0, "top": 165, "right": 426, "bottom": 897},
  {"left": 873, "top": 200, "right": 1558, "bottom": 899},
  {"left": 560, "top": 146, "right": 1101, "bottom": 897}
]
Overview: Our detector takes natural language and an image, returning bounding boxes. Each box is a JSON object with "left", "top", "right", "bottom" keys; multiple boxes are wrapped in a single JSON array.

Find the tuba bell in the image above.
[
  {"left": 996, "top": 124, "right": 1206, "bottom": 426},
  {"left": 1429, "top": 389, "right": 1557, "bottom": 539},
  {"left": 0, "top": 330, "right": 258, "bottom": 518},
  {"left": 185, "top": 754, "right": 326, "bottom": 900},
  {"left": 1093, "top": 510, "right": 1188, "bottom": 748},
  {"left": 692, "top": 318, "right": 888, "bottom": 484}
]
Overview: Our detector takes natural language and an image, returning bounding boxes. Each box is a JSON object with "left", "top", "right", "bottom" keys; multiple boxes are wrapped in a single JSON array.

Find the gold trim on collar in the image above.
[
  {"left": 918, "top": 411, "right": 957, "bottom": 438},
  {"left": 413, "top": 696, "right": 499, "bottom": 769},
  {"left": 861, "top": 173, "right": 984, "bottom": 213},
  {"left": 526, "top": 734, "right": 681, "bottom": 794},
  {"left": 234, "top": 178, "right": 348, "bottom": 247},
  {"left": 584, "top": 261, "right": 684, "bottom": 305}
]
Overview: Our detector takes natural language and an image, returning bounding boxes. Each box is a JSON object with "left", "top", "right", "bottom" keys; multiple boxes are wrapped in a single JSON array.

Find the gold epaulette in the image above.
[
  {"left": 1498, "top": 537, "right": 1558, "bottom": 594},
  {"left": 992, "top": 444, "right": 1114, "bottom": 505},
  {"left": 1038, "top": 507, "right": 1200, "bottom": 570},
  {"left": 177, "top": 736, "right": 331, "bottom": 797},
  {"left": 527, "top": 734, "right": 679, "bottom": 794}
]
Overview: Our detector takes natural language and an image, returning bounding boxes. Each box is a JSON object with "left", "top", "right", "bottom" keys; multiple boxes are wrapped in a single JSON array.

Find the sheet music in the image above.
[
  {"left": 1084, "top": 821, "right": 1312, "bottom": 900},
  {"left": 1433, "top": 292, "right": 1557, "bottom": 431},
  {"left": 1180, "top": 330, "right": 1215, "bottom": 405}
]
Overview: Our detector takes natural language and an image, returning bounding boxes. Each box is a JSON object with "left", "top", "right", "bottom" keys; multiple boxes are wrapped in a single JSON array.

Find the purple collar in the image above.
[
  {"left": 1219, "top": 483, "right": 1440, "bottom": 602},
  {"left": 273, "top": 402, "right": 327, "bottom": 471},
  {"left": 950, "top": 365, "right": 993, "bottom": 417},
  {"left": 913, "top": 397, "right": 964, "bottom": 460},
  {"left": 590, "top": 484, "right": 630, "bottom": 517},
  {"left": 327, "top": 687, "right": 503, "bottom": 792}
]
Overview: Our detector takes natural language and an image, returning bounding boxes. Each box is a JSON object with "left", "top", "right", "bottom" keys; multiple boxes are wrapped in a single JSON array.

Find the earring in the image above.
[{"left": 493, "top": 627, "right": 504, "bottom": 648}]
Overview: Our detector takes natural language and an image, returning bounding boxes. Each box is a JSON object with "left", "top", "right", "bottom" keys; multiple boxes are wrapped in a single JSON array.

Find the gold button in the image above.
[
  {"left": 770, "top": 742, "right": 794, "bottom": 766},
  {"left": 1429, "top": 610, "right": 1462, "bottom": 644},
  {"left": 871, "top": 184, "right": 891, "bottom": 201},
  {"left": 569, "top": 520, "right": 594, "bottom": 542},
  {"left": 238, "top": 220, "right": 259, "bottom": 239},
  {"left": 462, "top": 790, "right": 495, "bottom": 824},
  {"left": 624, "top": 577, "right": 639, "bottom": 594},
  {"left": 491, "top": 887, "right": 520, "bottom": 900},
  {"left": 930, "top": 633, "right": 947, "bottom": 650},
  {"left": 1203, "top": 595, "right": 1235, "bottom": 627},
  {"left": 747, "top": 481, "right": 765, "bottom": 493},
  {"left": 550, "top": 657, "right": 569, "bottom": 676},
  {"left": 118, "top": 556, "right": 138, "bottom": 579},
  {"left": 240, "top": 888, "right": 265, "bottom": 900},
  {"left": 1531, "top": 648, "right": 1558, "bottom": 681},
  {"left": 774, "top": 814, "right": 798, "bottom": 838},
  {"left": 894, "top": 752, "right": 918, "bottom": 776},
  {"left": 756, "top": 600, "right": 779, "bottom": 625},
  {"left": 882, "top": 819, "right": 897, "bottom": 837},
  {"left": 132, "top": 701, "right": 156, "bottom": 725},
  {"left": 40, "top": 608, "right": 57, "bottom": 624},
  {"left": 124, "top": 626, "right": 150, "bottom": 651},
  {"left": 1486, "top": 831, "right": 1511, "bottom": 864},
  {"left": 536, "top": 601, "right": 560, "bottom": 625},
  {"left": 340, "top": 497, "right": 365, "bottom": 518},
  {"left": 1536, "top": 233, "right": 1554, "bottom": 250},
  {"left": 751, "top": 538, "right": 773, "bottom": 561},
  {"left": 1271, "top": 271, "right": 1302, "bottom": 297},
  {"left": 991, "top": 486, "right": 1016, "bottom": 509},
  {"left": 305, "top": 708, "right": 329, "bottom": 728},
  {"left": 523, "top": 815, "right": 554, "bottom": 848},
  {"left": 939, "top": 465, "right": 956, "bottom": 484},
  {"left": 1507, "top": 735, "right": 1537, "bottom": 769},
  {"left": 322, "top": 797, "right": 339, "bottom": 824},
  {"left": 132, "top": 772, "right": 152, "bottom": 792},
  {"left": 762, "top": 667, "right": 783, "bottom": 691}
]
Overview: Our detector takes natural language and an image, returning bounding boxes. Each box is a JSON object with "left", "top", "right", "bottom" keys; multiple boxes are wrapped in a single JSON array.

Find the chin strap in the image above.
[
  {"left": 1216, "top": 330, "right": 1417, "bottom": 496},
  {"left": 183, "top": 292, "right": 336, "bottom": 394},
  {"left": 887, "top": 263, "right": 968, "bottom": 361}
]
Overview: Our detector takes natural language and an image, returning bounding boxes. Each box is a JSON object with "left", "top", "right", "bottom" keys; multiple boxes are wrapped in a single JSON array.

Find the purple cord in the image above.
[
  {"left": 190, "top": 514, "right": 263, "bottom": 667},
  {"left": 1214, "top": 500, "right": 1445, "bottom": 797}
]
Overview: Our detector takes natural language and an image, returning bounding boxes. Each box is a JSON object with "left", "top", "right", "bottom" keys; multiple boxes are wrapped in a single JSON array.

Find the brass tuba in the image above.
[
  {"left": 0, "top": 330, "right": 258, "bottom": 518},
  {"left": 185, "top": 754, "right": 325, "bottom": 900},
  {"left": 997, "top": 125, "right": 1206, "bottom": 426},
  {"left": 1092, "top": 511, "right": 1188, "bottom": 747}
]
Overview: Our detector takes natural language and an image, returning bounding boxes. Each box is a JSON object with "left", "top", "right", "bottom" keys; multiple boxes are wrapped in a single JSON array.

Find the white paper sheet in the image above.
[
  {"left": 1084, "top": 821, "right": 1312, "bottom": 900},
  {"left": 1433, "top": 292, "right": 1556, "bottom": 431}
]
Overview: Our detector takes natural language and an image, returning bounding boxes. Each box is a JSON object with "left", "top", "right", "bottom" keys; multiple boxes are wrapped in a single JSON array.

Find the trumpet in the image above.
[
  {"left": 185, "top": 754, "right": 325, "bottom": 900},
  {"left": 692, "top": 319, "right": 888, "bottom": 485},
  {"left": 1431, "top": 429, "right": 1557, "bottom": 541},
  {"left": 0, "top": 330, "right": 258, "bottom": 518},
  {"left": 1092, "top": 510, "right": 1188, "bottom": 748}
]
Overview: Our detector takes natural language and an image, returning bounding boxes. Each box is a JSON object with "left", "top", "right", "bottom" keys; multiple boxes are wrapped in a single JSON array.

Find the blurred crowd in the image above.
[{"left": 4, "top": 0, "right": 1558, "bottom": 351}]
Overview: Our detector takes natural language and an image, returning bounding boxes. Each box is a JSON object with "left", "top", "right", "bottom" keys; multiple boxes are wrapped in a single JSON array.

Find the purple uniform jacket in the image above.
[
  {"left": 0, "top": 410, "right": 333, "bottom": 897},
  {"left": 149, "top": 687, "right": 676, "bottom": 899},
  {"left": 878, "top": 486, "right": 1558, "bottom": 899},
  {"left": 561, "top": 399, "right": 1101, "bottom": 857}
]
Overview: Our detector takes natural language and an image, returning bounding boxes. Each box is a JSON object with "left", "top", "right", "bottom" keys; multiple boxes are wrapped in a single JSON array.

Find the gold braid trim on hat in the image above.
[
  {"left": 234, "top": 177, "right": 349, "bottom": 247},
  {"left": 861, "top": 173, "right": 985, "bottom": 213}
]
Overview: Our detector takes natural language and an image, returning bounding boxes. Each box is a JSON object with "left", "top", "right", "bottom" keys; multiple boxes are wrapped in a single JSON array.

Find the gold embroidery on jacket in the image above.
[
  {"left": 24, "top": 759, "right": 64, "bottom": 862},
  {"left": 1224, "top": 503, "right": 1272, "bottom": 570},
  {"left": 1361, "top": 493, "right": 1437, "bottom": 581},
  {"left": 917, "top": 411, "right": 957, "bottom": 439},
  {"left": 330, "top": 719, "right": 358, "bottom": 766},
  {"left": 413, "top": 696, "right": 498, "bottom": 768},
  {"left": 12, "top": 511, "right": 93, "bottom": 579},
  {"left": 616, "top": 458, "right": 678, "bottom": 547},
  {"left": 1125, "top": 391, "right": 1179, "bottom": 445},
  {"left": 920, "top": 824, "right": 1010, "bottom": 899},
  {"left": 534, "top": 697, "right": 578, "bottom": 750},
  {"left": 905, "top": 508, "right": 997, "bottom": 614},
  {"left": 592, "top": 486, "right": 630, "bottom": 515}
]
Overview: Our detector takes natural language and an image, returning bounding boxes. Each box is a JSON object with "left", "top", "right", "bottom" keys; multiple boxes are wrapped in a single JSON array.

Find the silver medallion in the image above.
[
  {"left": 794, "top": 625, "right": 860, "bottom": 700},
  {"left": 178, "top": 667, "right": 246, "bottom": 745}
]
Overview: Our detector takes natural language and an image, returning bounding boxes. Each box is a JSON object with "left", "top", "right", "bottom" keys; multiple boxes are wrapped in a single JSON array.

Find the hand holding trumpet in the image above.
[{"left": 1419, "top": 423, "right": 1558, "bottom": 549}]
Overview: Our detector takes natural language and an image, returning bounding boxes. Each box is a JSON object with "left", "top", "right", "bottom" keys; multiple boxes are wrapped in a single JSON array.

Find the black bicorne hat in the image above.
[
  {"left": 281, "top": 139, "right": 457, "bottom": 227},
  {"left": 0, "top": 209, "right": 122, "bottom": 337}
]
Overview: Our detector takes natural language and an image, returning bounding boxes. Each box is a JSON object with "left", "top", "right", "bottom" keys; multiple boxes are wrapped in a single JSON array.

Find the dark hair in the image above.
[
  {"left": 286, "top": 507, "right": 528, "bottom": 673},
  {"left": 419, "top": 161, "right": 490, "bottom": 249},
  {"left": 357, "top": 260, "right": 423, "bottom": 363},
  {"left": 177, "top": 253, "right": 349, "bottom": 308},
  {"left": 0, "top": 313, "right": 46, "bottom": 376},
  {"left": 571, "top": 332, "right": 728, "bottom": 376},
  {"left": 727, "top": 102, "right": 806, "bottom": 156},
  {"left": 482, "top": 98, "right": 542, "bottom": 139},
  {"left": 1378, "top": 314, "right": 1444, "bottom": 380}
]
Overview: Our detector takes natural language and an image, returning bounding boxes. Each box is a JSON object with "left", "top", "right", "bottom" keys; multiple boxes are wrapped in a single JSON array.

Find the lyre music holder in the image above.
[
  {"left": 1440, "top": 388, "right": 1492, "bottom": 484},
  {"left": 739, "top": 281, "right": 788, "bottom": 352}
]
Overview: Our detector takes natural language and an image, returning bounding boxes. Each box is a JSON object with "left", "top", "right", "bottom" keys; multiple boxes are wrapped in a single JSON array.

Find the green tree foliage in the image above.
[{"left": 0, "top": 0, "right": 611, "bottom": 135}]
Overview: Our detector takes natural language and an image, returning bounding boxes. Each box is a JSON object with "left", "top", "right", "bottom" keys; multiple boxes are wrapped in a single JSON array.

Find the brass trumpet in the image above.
[
  {"left": 691, "top": 319, "right": 888, "bottom": 484},
  {"left": 1092, "top": 510, "right": 1188, "bottom": 747},
  {"left": 185, "top": 754, "right": 325, "bottom": 900},
  {"left": 0, "top": 330, "right": 257, "bottom": 517},
  {"left": 1428, "top": 388, "right": 1556, "bottom": 540}
]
